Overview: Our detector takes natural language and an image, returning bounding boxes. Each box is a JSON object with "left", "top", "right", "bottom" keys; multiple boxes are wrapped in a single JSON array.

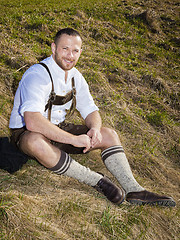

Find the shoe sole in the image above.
[{"left": 127, "top": 199, "right": 176, "bottom": 207}]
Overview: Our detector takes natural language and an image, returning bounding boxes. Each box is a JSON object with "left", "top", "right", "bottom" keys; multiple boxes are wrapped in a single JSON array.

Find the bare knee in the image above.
[
  {"left": 101, "top": 127, "right": 121, "bottom": 149},
  {"left": 20, "top": 132, "right": 49, "bottom": 157}
]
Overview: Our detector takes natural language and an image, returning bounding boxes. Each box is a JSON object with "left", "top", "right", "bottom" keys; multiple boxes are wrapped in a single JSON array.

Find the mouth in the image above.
[{"left": 64, "top": 59, "right": 74, "bottom": 64}]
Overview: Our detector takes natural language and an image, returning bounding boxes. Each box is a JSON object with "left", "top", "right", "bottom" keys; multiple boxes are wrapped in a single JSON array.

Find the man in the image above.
[{"left": 9, "top": 28, "right": 176, "bottom": 206}]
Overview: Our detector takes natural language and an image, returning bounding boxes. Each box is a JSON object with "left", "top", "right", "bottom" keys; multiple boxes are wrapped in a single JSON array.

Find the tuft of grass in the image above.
[{"left": 146, "top": 110, "right": 168, "bottom": 127}]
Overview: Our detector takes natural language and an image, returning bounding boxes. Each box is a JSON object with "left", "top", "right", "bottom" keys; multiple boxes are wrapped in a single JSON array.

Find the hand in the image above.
[
  {"left": 87, "top": 128, "right": 102, "bottom": 148},
  {"left": 73, "top": 134, "right": 91, "bottom": 153}
]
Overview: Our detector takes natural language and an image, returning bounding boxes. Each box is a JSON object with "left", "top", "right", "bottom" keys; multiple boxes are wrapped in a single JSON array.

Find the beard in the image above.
[{"left": 54, "top": 53, "right": 77, "bottom": 71}]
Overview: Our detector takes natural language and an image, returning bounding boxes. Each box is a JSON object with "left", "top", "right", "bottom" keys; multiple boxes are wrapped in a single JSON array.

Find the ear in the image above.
[{"left": 51, "top": 43, "right": 56, "bottom": 55}]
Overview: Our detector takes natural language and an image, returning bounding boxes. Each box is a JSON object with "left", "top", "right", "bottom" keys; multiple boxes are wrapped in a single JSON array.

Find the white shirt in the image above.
[{"left": 9, "top": 56, "right": 99, "bottom": 128}]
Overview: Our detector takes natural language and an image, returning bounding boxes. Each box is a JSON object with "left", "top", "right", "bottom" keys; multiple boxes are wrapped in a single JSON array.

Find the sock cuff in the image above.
[
  {"left": 49, "top": 150, "right": 72, "bottom": 174},
  {"left": 101, "top": 146, "right": 124, "bottom": 162}
]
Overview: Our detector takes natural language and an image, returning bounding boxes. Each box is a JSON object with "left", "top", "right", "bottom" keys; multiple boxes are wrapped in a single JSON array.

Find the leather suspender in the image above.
[{"left": 38, "top": 62, "right": 76, "bottom": 121}]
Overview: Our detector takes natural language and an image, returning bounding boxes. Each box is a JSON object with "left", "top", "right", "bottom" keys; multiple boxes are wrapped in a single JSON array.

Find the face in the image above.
[{"left": 51, "top": 34, "right": 82, "bottom": 71}]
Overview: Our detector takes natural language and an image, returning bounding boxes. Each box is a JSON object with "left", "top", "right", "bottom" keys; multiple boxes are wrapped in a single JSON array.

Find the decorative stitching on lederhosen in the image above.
[{"left": 38, "top": 62, "right": 76, "bottom": 122}]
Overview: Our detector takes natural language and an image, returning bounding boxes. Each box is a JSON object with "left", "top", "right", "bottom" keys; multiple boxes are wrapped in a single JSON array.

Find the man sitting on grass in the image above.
[{"left": 9, "top": 28, "right": 176, "bottom": 207}]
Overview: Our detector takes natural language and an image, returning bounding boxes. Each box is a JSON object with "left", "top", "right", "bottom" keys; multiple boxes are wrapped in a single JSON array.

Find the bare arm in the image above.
[
  {"left": 24, "top": 111, "right": 91, "bottom": 152},
  {"left": 85, "top": 110, "right": 102, "bottom": 130}
]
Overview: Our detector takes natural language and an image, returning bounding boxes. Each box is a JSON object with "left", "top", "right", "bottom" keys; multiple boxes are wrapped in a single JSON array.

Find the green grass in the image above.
[{"left": 0, "top": 0, "right": 179, "bottom": 239}]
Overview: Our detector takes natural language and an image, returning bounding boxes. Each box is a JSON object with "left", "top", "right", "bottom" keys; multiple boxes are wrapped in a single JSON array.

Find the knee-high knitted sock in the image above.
[
  {"left": 101, "top": 146, "right": 144, "bottom": 194},
  {"left": 49, "top": 151, "right": 102, "bottom": 187}
]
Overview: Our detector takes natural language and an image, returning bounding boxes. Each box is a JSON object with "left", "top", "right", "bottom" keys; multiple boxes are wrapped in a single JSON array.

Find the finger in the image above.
[
  {"left": 83, "top": 148, "right": 87, "bottom": 153},
  {"left": 91, "top": 134, "right": 97, "bottom": 143},
  {"left": 92, "top": 132, "right": 100, "bottom": 143},
  {"left": 91, "top": 138, "right": 96, "bottom": 147},
  {"left": 91, "top": 140, "right": 98, "bottom": 149},
  {"left": 86, "top": 131, "right": 91, "bottom": 137},
  {"left": 83, "top": 146, "right": 90, "bottom": 153},
  {"left": 87, "top": 130, "right": 93, "bottom": 138}
]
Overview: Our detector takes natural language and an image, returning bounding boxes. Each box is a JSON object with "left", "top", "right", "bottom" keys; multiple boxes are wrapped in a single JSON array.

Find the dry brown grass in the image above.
[
  {"left": 0, "top": 159, "right": 179, "bottom": 239},
  {"left": 0, "top": 0, "right": 180, "bottom": 239}
]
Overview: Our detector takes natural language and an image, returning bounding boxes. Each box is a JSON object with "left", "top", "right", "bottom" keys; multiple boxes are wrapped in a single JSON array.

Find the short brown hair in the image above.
[{"left": 54, "top": 28, "right": 81, "bottom": 44}]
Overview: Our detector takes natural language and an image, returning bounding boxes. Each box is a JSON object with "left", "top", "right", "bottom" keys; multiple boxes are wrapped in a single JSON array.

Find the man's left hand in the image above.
[{"left": 87, "top": 128, "right": 102, "bottom": 148}]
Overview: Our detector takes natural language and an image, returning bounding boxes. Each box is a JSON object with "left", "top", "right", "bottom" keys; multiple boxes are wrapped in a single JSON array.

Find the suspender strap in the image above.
[
  {"left": 38, "top": 62, "right": 76, "bottom": 121},
  {"left": 39, "top": 62, "right": 55, "bottom": 120},
  {"left": 65, "top": 77, "right": 76, "bottom": 120},
  {"left": 39, "top": 62, "right": 54, "bottom": 94}
]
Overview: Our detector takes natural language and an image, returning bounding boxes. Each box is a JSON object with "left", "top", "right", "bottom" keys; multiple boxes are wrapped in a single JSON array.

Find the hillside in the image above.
[{"left": 0, "top": 0, "right": 179, "bottom": 239}]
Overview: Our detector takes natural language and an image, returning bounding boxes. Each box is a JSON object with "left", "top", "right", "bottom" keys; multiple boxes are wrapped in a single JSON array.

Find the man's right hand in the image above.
[{"left": 72, "top": 134, "right": 91, "bottom": 153}]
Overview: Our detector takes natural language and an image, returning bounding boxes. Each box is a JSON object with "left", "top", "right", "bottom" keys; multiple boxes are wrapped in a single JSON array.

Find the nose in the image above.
[{"left": 67, "top": 50, "right": 74, "bottom": 58}]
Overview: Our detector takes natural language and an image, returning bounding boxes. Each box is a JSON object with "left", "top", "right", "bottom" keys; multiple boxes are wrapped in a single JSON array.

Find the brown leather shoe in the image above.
[
  {"left": 126, "top": 190, "right": 176, "bottom": 207},
  {"left": 94, "top": 176, "right": 125, "bottom": 205}
]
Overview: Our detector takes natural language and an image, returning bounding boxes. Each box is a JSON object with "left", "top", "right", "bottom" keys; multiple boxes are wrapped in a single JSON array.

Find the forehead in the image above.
[{"left": 56, "top": 34, "right": 82, "bottom": 48}]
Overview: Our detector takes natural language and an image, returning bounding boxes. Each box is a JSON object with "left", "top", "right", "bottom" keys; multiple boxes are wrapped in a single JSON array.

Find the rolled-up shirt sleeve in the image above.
[
  {"left": 75, "top": 75, "right": 99, "bottom": 119},
  {"left": 19, "top": 69, "right": 50, "bottom": 117}
]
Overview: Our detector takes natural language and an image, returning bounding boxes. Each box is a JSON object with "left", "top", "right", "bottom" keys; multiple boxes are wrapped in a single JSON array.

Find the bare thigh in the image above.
[{"left": 19, "top": 131, "right": 61, "bottom": 168}]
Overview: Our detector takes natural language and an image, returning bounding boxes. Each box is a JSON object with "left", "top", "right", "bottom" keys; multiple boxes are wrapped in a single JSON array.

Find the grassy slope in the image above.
[{"left": 0, "top": 0, "right": 179, "bottom": 239}]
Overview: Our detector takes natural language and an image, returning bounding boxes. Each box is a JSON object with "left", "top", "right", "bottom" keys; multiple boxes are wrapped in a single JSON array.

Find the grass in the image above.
[{"left": 0, "top": 0, "right": 180, "bottom": 239}]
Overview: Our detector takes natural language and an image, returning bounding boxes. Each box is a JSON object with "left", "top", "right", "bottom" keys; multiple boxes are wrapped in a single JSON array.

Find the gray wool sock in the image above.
[
  {"left": 102, "top": 146, "right": 144, "bottom": 194},
  {"left": 49, "top": 151, "right": 102, "bottom": 187}
]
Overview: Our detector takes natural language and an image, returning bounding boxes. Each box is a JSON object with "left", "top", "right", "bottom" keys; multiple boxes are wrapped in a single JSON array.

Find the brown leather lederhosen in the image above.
[{"left": 10, "top": 63, "right": 89, "bottom": 154}]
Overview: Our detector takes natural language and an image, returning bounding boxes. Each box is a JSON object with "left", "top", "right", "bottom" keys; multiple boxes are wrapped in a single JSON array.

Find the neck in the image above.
[{"left": 65, "top": 71, "right": 68, "bottom": 83}]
